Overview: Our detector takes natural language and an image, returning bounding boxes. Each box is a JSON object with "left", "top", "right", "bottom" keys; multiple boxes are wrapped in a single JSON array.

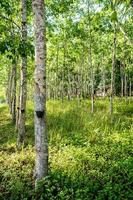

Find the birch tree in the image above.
[
  {"left": 32, "top": 0, "right": 48, "bottom": 183},
  {"left": 11, "top": 58, "right": 17, "bottom": 124},
  {"left": 110, "top": 22, "right": 116, "bottom": 114},
  {"left": 18, "top": 0, "right": 27, "bottom": 146}
]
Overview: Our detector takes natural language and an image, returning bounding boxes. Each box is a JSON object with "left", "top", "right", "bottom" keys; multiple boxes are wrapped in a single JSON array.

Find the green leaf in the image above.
[{"left": 111, "top": 11, "right": 118, "bottom": 22}]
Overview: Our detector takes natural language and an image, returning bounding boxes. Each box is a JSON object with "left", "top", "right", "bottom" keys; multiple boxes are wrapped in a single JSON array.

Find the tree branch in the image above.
[{"left": 0, "top": 14, "right": 21, "bottom": 30}]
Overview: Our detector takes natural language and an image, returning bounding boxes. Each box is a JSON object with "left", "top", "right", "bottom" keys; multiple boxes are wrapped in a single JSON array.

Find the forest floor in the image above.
[{"left": 0, "top": 98, "right": 133, "bottom": 200}]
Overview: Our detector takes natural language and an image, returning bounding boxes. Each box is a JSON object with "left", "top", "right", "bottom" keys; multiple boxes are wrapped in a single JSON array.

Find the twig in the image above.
[{"left": 0, "top": 14, "right": 21, "bottom": 30}]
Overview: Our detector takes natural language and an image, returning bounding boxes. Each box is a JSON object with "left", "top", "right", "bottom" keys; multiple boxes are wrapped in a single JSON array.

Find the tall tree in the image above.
[
  {"left": 11, "top": 57, "right": 17, "bottom": 124},
  {"left": 87, "top": 2, "right": 94, "bottom": 113},
  {"left": 32, "top": 0, "right": 48, "bottom": 183},
  {"left": 18, "top": 0, "right": 27, "bottom": 146},
  {"left": 110, "top": 22, "right": 117, "bottom": 114}
]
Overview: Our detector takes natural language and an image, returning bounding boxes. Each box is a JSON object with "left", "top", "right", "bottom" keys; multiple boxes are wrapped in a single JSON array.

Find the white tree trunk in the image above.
[
  {"left": 8, "top": 67, "right": 14, "bottom": 114},
  {"left": 87, "top": 3, "right": 94, "bottom": 113},
  {"left": 18, "top": 0, "right": 27, "bottom": 146},
  {"left": 124, "top": 74, "right": 127, "bottom": 99},
  {"left": 120, "top": 63, "right": 124, "bottom": 98},
  {"left": 110, "top": 23, "right": 116, "bottom": 114},
  {"left": 6, "top": 69, "right": 11, "bottom": 104},
  {"left": 16, "top": 76, "right": 21, "bottom": 130},
  {"left": 33, "top": 0, "right": 48, "bottom": 183},
  {"left": 89, "top": 40, "right": 94, "bottom": 113},
  {"left": 11, "top": 60, "right": 17, "bottom": 124}
]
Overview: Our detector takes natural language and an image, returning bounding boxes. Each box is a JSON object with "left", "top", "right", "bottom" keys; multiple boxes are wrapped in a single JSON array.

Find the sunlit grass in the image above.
[{"left": 0, "top": 98, "right": 133, "bottom": 199}]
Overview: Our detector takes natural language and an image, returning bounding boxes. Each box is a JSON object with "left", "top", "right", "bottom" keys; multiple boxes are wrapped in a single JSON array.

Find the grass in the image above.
[{"left": 0, "top": 98, "right": 133, "bottom": 200}]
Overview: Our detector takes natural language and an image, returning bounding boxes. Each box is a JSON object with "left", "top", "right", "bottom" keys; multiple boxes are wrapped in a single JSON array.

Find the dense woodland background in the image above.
[{"left": 0, "top": 0, "right": 133, "bottom": 199}]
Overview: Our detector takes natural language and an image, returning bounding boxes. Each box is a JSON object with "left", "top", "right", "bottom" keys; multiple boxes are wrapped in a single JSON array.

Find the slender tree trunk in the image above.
[
  {"left": 11, "top": 59, "right": 17, "bottom": 124},
  {"left": 18, "top": 0, "right": 27, "bottom": 146},
  {"left": 80, "top": 47, "right": 84, "bottom": 99},
  {"left": 33, "top": 0, "right": 48, "bottom": 183},
  {"left": 16, "top": 76, "right": 21, "bottom": 130},
  {"left": 8, "top": 67, "right": 14, "bottom": 114},
  {"left": 110, "top": 23, "right": 116, "bottom": 114},
  {"left": 6, "top": 69, "right": 11, "bottom": 104},
  {"left": 91, "top": 68, "right": 94, "bottom": 113},
  {"left": 63, "top": 41, "right": 66, "bottom": 101},
  {"left": 77, "top": 65, "right": 80, "bottom": 105},
  {"left": 61, "top": 49, "right": 65, "bottom": 102},
  {"left": 101, "top": 54, "right": 106, "bottom": 98},
  {"left": 129, "top": 79, "right": 132, "bottom": 97},
  {"left": 120, "top": 63, "right": 124, "bottom": 97},
  {"left": 56, "top": 43, "right": 59, "bottom": 99},
  {"left": 103, "top": 69, "right": 106, "bottom": 98},
  {"left": 89, "top": 41, "right": 94, "bottom": 113},
  {"left": 54, "top": 72, "right": 57, "bottom": 100},
  {"left": 72, "top": 74, "right": 75, "bottom": 99},
  {"left": 47, "top": 70, "right": 50, "bottom": 100},
  {"left": 7, "top": 60, "right": 17, "bottom": 123},
  {"left": 87, "top": 4, "right": 94, "bottom": 113},
  {"left": 123, "top": 36, "right": 127, "bottom": 101},
  {"left": 67, "top": 67, "right": 71, "bottom": 101},
  {"left": 124, "top": 74, "right": 127, "bottom": 99}
]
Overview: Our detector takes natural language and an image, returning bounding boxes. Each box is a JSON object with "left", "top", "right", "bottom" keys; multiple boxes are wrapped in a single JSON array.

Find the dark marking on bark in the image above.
[
  {"left": 17, "top": 107, "right": 20, "bottom": 110},
  {"left": 21, "top": 109, "right": 25, "bottom": 113},
  {"left": 23, "top": 21, "right": 26, "bottom": 25},
  {"left": 36, "top": 110, "right": 44, "bottom": 118}
]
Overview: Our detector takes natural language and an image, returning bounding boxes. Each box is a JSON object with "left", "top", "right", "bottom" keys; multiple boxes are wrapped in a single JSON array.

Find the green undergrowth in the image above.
[{"left": 0, "top": 98, "right": 133, "bottom": 200}]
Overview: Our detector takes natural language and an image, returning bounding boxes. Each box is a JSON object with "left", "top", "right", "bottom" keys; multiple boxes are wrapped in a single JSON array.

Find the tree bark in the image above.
[
  {"left": 33, "top": 0, "right": 48, "bottom": 183},
  {"left": 103, "top": 69, "right": 106, "bottom": 98},
  {"left": 110, "top": 23, "right": 116, "bottom": 114},
  {"left": 123, "top": 36, "right": 127, "bottom": 100},
  {"left": 124, "top": 74, "right": 127, "bottom": 99},
  {"left": 129, "top": 79, "right": 132, "bottom": 97},
  {"left": 120, "top": 63, "right": 124, "bottom": 97},
  {"left": 6, "top": 69, "right": 11, "bottom": 105},
  {"left": 11, "top": 59, "right": 17, "bottom": 124},
  {"left": 89, "top": 37, "right": 94, "bottom": 113},
  {"left": 18, "top": 0, "right": 27, "bottom": 146},
  {"left": 8, "top": 67, "right": 14, "bottom": 114},
  {"left": 87, "top": 3, "right": 94, "bottom": 113},
  {"left": 16, "top": 74, "right": 21, "bottom": 130}
]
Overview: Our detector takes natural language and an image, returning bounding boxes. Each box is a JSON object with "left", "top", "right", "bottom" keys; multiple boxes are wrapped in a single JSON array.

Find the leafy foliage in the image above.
[{"left": 0, "top": 99, "right": 133, "bottom": 199}]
